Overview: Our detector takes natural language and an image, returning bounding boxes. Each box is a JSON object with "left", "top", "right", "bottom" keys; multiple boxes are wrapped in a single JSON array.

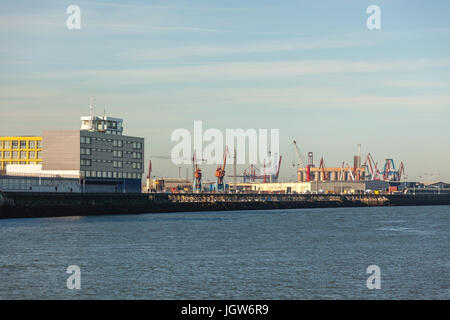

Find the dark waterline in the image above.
[{"left": 0, "top": 205, "right": 449, "bottom": 299}]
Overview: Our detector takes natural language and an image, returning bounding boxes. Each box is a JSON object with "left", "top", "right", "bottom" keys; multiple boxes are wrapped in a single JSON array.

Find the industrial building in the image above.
[
  {"left": 0, "top": 108, "right": 144, "bottom": 193},
  {"left": 235, "top": 180, "right": 389, "bottom": 194}
]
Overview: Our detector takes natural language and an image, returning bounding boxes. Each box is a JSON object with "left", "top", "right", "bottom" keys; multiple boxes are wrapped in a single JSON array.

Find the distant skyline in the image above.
[{"left": 1, "top": 0, "right": 449, "bottom": 182}]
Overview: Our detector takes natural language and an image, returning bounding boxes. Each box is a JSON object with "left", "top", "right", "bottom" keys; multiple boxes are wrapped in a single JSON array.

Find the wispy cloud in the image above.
[
  {"left": 383, "top": 80, "right": 450, "bottom": 88},
  {"left": 36, "top": 58, "right": 450, "bottom": 84},
  {"left": 51, "top": 0, "right": 253, "bottom": 11},
  {"left": 125, "top": 38, "right": 375, "bottom": 61}
]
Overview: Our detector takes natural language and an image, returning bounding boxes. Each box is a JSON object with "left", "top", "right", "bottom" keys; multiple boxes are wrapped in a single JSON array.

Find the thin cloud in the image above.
[
  {"left": 36, "top": 58, "right": 450, "bottom": 84},
  {"left": 126, "top": 38, "right": 375, "bottom": 60},
  {"left": 50, "top": 0, "right": 253, "bottom": 11}
]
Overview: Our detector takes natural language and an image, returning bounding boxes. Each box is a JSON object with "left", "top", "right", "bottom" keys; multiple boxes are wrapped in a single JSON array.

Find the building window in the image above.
[
  {"left": 113, "top": 150, "right": 122, "bottom": 158},
  {"left": 12, "top": 151, "right": 18, "bottom": 159},
  {"left": 91, "top": 171, "right": 96, "bottom": 178},
  {"left": 29, "top": 151, "right": 36, "bottom": 159},
  {"left": 4, "top": 151, "right": 10, "bottom": 159},
  {"left": 37, "top": 151, "right": 42, "bottom": 159},
  {"left": 107, "top": 172, "right": 112, "bottom": 178},
  {"left": 20, "top": 141, "right": 27, "bottom": 149},
  {"left": 81, "top": 159, "right": 91, "bottom": 166},
  {"left": 102, "top": 172, "right": 107, "bottom": 178},
  {"left": 113, "top": 160, "right": 123, "bottom": 168},
  {"left": 20, "top": 151, "right": 27, "bottom": 159},
  {"left": 113, "top": 172, "right": 117, "bottom": 178},
  {"left": 4, "top": 141, "right": 10, "bottom": 149},
  {"left": 29, "top": 141, "right": 35, "bottom": 149},
  {"left": 12, "top": 141, "right": 18, "bottom": 149},
  {"left": 97, "top": 171, "right": 102, "bottom": 177},
  {"left": 37, "top": 140, "right": 42, "bottom": 148},
  {"left": 80, "top": 148, "right": 91, "bottom": 155},
  {"left": 118, "top": 172, "right": 123, "bottom": 178},
  {"left": 132, "top": 152, "right": 142, "bottom": 159}
]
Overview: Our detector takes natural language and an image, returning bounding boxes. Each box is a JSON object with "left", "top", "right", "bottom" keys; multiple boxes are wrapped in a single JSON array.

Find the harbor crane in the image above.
[
  {"left": 381, "top": 158, "right": 405, "bottom": 181},
  {"left": 293, "top": 140, "right": 313, "bottom": 182},
  {"left": 150, "top": 154, "right": 207, "bottom": 191},
  {"left": 215, "top": 146, "right": 230, "bottom": 192},
  {"left": 380, "top": 159, "right": 405, "bottom": 181},
  {"left": 192, "top": 150, "right": 202, "bottom": 193},
  {"left": 346, "top": 162, "right": 355, "bottom": 181},
  {"left": 292, "top": 140, "right": 307, "bottom": 168},
  {"left": 145, "top": 160, "right": 152, "bottom": 192},
  {"left": 318, "top": 157, "right": 328, "bottom": 181},
  {"left": 238, "top": 155, "right": 282, "bottom": 183},
  {"left": 364, "top": 153, "right": 381, "bottom": 180}
]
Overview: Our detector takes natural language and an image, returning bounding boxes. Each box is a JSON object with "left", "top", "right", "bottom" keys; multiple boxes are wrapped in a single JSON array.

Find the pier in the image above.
[{"left": 1, "top": 191, "right": 449, "bottom": 219}]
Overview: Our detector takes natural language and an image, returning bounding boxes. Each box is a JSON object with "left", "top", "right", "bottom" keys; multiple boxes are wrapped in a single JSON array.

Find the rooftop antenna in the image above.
[
  {"left": 89, "top": 96, "right": 94, "bottom": 117},
  {"left": 89, "top": 96, "right": 95, "bottom": 131}
]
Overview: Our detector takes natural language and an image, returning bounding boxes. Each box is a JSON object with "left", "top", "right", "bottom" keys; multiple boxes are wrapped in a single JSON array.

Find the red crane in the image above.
[
  {"left": 274, "top": 156, "right": 282, "bottom": 181},
  {"left": 318, "top": 157, "right": 328, "bottom": 181},
  {"left": 364, "top": 153, "right": 381, "bottom": 180}
]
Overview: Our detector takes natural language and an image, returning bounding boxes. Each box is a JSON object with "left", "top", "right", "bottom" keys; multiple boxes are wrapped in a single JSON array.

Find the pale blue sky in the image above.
[{"left": 0, "top": 0, "right": 449, "bottom": 182}]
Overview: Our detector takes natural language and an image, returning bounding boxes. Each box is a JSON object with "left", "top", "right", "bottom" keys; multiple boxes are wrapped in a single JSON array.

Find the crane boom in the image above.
[{"left": 293, "top": 140, "right": 307, "bottom": 168}]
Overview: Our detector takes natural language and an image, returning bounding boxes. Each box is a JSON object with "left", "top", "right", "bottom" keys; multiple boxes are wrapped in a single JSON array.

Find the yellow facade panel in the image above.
[{"left": 0, "top": 136, "right": 43, "bottom": 169}]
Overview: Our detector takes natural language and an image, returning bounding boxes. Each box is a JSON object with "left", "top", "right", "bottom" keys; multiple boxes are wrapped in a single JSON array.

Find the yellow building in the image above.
[{"left": 0, "top": 136, "right": 42, "bottom": 170}]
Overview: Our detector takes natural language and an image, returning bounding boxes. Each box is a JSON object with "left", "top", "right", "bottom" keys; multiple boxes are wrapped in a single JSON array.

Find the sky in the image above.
[{"left": 0, "top": 0, "right": 449, "bottom": 182}]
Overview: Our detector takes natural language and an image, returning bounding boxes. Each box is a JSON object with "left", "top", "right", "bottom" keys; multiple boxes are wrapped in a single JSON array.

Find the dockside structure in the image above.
[{"left": 0, "top": 111, "right": 144, "bottom": 193}]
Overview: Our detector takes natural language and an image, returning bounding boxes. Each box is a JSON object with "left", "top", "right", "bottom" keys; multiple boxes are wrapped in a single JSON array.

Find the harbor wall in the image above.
[{"left": 1, "top": 192, "right": 449, "bottom": 219}]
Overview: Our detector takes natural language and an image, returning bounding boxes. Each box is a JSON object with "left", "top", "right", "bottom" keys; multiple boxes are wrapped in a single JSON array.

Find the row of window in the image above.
[
  {"left": 0, "top": 140, "right": 42, "bottom": 149},
  {"left": 80, "top": 137, "right": 142, "bottom": 150},
  {"left": 82, "top": 171, "right": 141, "bottom": 179},
  {"left": 1, "top": 161, "right": 39, "bottom": 166},
  {"left": 80, "top": 159, "right": 142, "bottom": 169},
  {"left": 1, "top": 151, "right": 42, "bottom": 160},
  {"left": 83, "top": 148, "right": 142, "bottom": 159}
]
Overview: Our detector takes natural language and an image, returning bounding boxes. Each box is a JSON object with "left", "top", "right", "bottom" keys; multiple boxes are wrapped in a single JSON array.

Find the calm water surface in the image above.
[{"left": 0, "top": 205, "right": 449, "bottom": 299}]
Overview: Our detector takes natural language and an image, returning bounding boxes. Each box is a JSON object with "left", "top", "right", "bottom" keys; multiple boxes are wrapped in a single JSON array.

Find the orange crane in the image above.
[
  {"left": 215, "top": 146, "right": 230, "bottom": 191},
  {"left": 193, "top": 150, "right": 202, "bottom": 193}
]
